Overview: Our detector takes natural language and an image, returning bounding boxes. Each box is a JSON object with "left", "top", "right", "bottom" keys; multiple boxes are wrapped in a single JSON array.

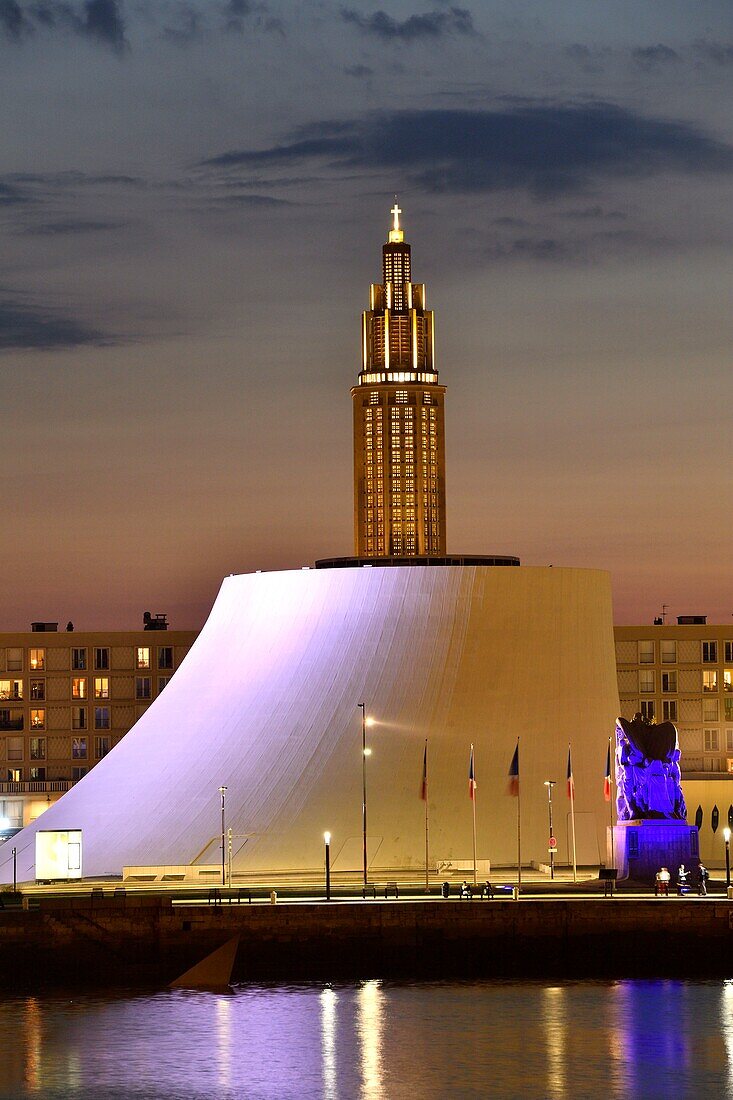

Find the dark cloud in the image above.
[
  {"left": 693, "top": 39, "right": 733, "bottom": 66},
  {"left": 0, "top": 0, "right": 28, "bottom": 38},
  {"left": 486, "top": 236, "right": 570, "bottom": 262},
  {"left": 81, "top": 0, "right": 125, "bottom": 52},
  {"left": 199, "top": 103, "right": 733, "bottom": 198},
  {"left": 632, "top": 44, "right": 681, "bottom": 67},
  {"left": 20, "top": 217, "right": 129, "bottom": 234},
  {"left": 0, "top": 180, "right": 34, "bottom": 205},
  {"left": 0, "top": 294, "right": 109, "bottom": 350},
  {"left": 344, "top": 63, "right": 373, "bottom": 78},
  {"left": 0, "top": 0, "right": 126, "bottom": 50},
  {"left": 341, "top": 6, "right": 475, "bottom": 42},
  {"left": 214, "top": 193, "right": 295, "bottom": 206},
  {"left": 560, "top": 205, "right": 626, "bottom": 221}
]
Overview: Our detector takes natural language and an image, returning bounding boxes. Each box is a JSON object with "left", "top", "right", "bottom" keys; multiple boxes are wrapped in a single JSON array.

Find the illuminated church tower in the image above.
[{"left": 352, "top": 205, "right": 447, "bottom": 557}]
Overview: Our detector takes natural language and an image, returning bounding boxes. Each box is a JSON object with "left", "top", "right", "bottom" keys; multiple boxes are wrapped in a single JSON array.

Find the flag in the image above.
[
  {"left": 421, "top": 740, "right": 428, "bottom": 801},
  {"left": 468, "top": 744, "right": 477, "bottom": 800},
  {"left": 507, "top": 742, "right": 519, "bottom": 797},
  {"left": 566, "top": 745, "right": 574, "bottom": 799},
  {"left": 604, "top": 741, "right": 612, "bottom": 802}
]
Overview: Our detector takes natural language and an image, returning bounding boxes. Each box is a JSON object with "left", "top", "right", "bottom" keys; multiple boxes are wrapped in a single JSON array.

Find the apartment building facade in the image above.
[
  {"left": 0, "top": 627, "right": 195, "bottom": 829},
  {"left": 615, "top": 623, "right": 733, "bottom": 777}
]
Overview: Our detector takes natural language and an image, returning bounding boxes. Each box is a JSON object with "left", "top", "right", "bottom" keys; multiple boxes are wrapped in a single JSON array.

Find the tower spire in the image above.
[{"left": 388, "top": 198, "right": 404, "bottom": 243}]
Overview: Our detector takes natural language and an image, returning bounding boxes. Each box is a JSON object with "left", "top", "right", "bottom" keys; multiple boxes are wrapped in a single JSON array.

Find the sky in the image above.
[{"left": 1, "top": 0, "right": 731, "bottom": 630}]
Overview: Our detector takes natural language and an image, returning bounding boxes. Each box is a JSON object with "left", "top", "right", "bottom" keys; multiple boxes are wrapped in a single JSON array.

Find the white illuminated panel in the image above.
[{"left": 35, "top": 830, "right": 82, "bottom": 881}]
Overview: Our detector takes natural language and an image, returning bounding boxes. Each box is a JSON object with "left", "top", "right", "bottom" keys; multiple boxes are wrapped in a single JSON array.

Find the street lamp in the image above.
[
  {"left": 358, "top": 703, "right": 375, "bottom": 889},
  {"left": 724, "top": 827, "right": 731, "bottom": 890},
  {"left": 544, "top": 780, "right": 557, "bottom": 880},
  {"left": 324, "top": 831, "right": 331, "bottom": 901},
  {"left": 218, "top": 786, "right": 227, "bottom": 887}
]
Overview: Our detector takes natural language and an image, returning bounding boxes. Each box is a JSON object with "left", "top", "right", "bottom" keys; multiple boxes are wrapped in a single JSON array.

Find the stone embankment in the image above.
[{"left": 2, "top": 895, "right": 733, "bottom": 988}]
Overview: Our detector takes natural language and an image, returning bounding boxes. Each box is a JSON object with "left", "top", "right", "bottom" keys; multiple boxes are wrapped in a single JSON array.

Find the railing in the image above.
[
  {"left": 0, "top": 720, "right": 24, "bottom": 731},
  {"left": 0, "top": 780, "right": 74, "bottom": 794}
]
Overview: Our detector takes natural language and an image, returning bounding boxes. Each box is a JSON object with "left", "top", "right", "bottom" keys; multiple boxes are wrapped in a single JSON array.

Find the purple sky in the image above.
[{"left": 1, "top": 1, "right": 731, "bottom": 629}]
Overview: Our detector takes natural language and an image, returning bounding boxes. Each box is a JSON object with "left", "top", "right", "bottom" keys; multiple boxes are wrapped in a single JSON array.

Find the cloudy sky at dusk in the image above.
[{"left": 1, "top": 0, "right": 731, "bottom": 629}]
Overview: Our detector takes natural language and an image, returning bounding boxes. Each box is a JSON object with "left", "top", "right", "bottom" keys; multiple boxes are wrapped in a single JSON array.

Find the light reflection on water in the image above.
[{"left": 0, "top": 979, "right": 731, "bottom": 1099}]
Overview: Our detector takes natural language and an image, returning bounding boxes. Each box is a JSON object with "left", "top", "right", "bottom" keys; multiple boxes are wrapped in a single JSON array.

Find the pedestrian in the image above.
[
  {"left": 655, "top": 866, "right": 670, "bottom": 896},
  {"left": 677, "top": 864, "right": 689, "bottom": 895},
  {"left": 698, "top": 863, "right": 709, "bottom": 897}
]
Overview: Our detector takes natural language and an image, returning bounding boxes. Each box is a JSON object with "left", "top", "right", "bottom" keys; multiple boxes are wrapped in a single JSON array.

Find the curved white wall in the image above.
[{"left": 0, "top": 566, "right": 620, "bottom": 882}]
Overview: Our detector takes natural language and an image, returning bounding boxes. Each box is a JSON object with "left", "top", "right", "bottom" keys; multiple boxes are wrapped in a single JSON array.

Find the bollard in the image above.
[
  {"left": 727, "top": 886, "right": 733, "bottom": 901},
  {"left": 270, "top": 890, "right": 278, "bottom": 905},
  {"left": 512, "top": 886, "right": 519, "bottom": 901}
]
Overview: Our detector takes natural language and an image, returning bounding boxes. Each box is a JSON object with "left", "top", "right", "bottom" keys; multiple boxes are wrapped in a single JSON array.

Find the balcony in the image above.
[
  {"left": 0, "top": 719, "right": 23, "bottom": 731},
  {"left": 0, "top": 780, "right": 74, "bottom": 795}
]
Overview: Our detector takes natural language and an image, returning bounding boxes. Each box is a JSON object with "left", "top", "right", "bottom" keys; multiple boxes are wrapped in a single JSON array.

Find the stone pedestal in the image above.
[{"left": 608, "top": 821, "right": 700, "bottom": 883}]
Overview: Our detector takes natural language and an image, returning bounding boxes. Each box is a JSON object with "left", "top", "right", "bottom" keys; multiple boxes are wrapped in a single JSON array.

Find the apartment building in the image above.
[
  {"left": 615, "top": 622, "right": 733, "bottom": 777},
  {"left": 0, "top": 623, "right": 196, "bottom": 829}
]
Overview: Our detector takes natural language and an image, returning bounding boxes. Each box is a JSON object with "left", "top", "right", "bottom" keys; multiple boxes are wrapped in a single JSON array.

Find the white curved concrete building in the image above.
[{"left": 0, "top": 565, "right": 620, "bottom": 883}]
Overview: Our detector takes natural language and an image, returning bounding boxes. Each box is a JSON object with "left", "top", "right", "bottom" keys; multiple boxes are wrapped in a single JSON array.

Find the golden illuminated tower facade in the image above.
[{"left": 352, "top": 205, "right": 446, "bottom": 557}]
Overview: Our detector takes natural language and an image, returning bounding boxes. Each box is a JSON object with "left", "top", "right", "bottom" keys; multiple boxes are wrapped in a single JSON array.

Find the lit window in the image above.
[
  {"left": 7, "top": 768, "right": 22, "bottom": 782},
  {"left": 30, "top": 679, "right": 45, "bottom": 701},
  {"left": 724, "top": 670, "right": 733, "bottom": 692},
  {"left": 660, "top": 641, "right": 677, "bottom": 664},
  {"left": 370, "top": 392, "right": 379, "bottom": 405},
  {"left": 703, "top": 670, "right": 718, "bottom": 692},
  {"left": 29, "top": 648, "right": 45, "bottom": 671},
  {"left": 639, "top": 670, "right": 654, "bottom": 694},
  {"left": 136, "top": 647, "right": 150, "bottom": 670},
  {"left": 702, "top": 641, "right": 718, "bottom": 663},
  {"left": 94, "top": 648, "right": 110, "bottom": 671},
  {"left": 30, "top": 709, "right": 45, "bottom": 730},
  {"left": 94, "top": 677, "right": 109, "bottom": 699},
  {"left": 72, "top": 737, "right": 88, "bottom": 760},
  {"left": 30, "top": 767, "right": 46, "bottom": 781},
  {"left": 0, "top": 680, "right": 22, "bottom": 701},
  {"left": 661, "top": 671, "right": 677, "bottom": 693},
  {"left": 71, "top": 648, "right": 87, "bottom": 671}
]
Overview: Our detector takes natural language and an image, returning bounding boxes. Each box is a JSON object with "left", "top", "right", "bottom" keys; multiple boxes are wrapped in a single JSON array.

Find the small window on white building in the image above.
[
  {"left": 638, "top": 641, "right": 655, "bottom": 665},
  {"left": 702, "top": 641, "right": 718, "bottom": 663},
  {"left": 660, "top": 640, "right": 677, "bottom": 664},
  {"left": 639, "top": 670, "right": 655, "bottom": 694},
  {"left": 663, "top": 700, "right": 678, "bottom": 722},
  {"left": 703, "top": 670, "right": 718, "bottom": 692},
  {"left": 703, "top": 698, "right": 719, "bottom": 723},
  {"left": 661, "top": 671, "right": 677, "bottom": 693},
  {"left": 640, "top": 700, "right": 655, "bottom": 721}
]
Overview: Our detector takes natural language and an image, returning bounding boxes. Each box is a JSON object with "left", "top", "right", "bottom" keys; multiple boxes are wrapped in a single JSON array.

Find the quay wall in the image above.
[{"left": 2, "top": 897, "right": 733, "bottom": 987}]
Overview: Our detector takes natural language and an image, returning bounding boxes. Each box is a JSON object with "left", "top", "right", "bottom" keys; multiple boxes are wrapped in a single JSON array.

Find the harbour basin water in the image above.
[{"left": 0, "top": 978, "right": 732, "bottom": 1099}]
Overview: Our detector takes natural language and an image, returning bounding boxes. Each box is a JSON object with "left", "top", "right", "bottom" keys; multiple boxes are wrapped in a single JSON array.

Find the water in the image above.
[{"left": 0, "top": 979, "right": 731, "bottom": 1099}]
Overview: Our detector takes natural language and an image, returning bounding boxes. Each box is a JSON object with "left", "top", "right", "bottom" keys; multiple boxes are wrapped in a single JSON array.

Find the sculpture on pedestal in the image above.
[{"left": 615, "top": 713, "right": 686, "bottom": 822}]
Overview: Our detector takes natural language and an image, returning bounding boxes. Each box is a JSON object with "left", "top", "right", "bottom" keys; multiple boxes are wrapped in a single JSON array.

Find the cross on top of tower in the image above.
[
  {"left": 388, "top": 199, "right": 404, "bottom": 243},
  {"left": 391, "top": 201, "right": 402, "bottom": 232}
]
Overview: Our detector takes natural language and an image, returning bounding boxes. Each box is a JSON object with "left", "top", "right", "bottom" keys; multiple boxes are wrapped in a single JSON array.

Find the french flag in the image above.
[
  {"left": 468, "top": 744, "right": 477, "bottom": 800},
  {"left": 507, "top": 742, "right": 519, "bottom": 797},
  {"left": 567, "top": 745, "right": 574, "bottom": 799},
  {"left": 604, "top": 742, "right": 612, "bottom": 802},
  {"left": 421, "top": 741, "right": 428, "bottom": 802}
]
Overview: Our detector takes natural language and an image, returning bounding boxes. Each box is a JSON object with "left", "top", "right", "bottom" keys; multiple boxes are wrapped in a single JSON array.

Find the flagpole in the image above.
[
  {"left": 424, "top": 738, "right": 429, "bottom": 894},
  {"left": 609, "top": 735, "right": 615, "bottom": 871},
  {"left": 569, "top": 742, "right": 578, "bottom": 883},
  {"left": 517, "top": 737, "right": 522, "bottom": 894},
  {"left": 471, "top": 744, "right": 477, "bottom": 886}
]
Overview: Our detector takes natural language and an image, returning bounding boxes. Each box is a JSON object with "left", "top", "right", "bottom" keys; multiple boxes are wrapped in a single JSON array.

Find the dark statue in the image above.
[{"left": 615, "top": 713, "right": 686, "bottom": 822}]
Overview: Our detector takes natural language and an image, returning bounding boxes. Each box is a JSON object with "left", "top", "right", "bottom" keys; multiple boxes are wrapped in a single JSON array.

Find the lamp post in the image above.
[
  {"left": 724, "top": 827, "right": 731, "bottom": 890},
  {"left": 218, "top": 786, "right": 227, "bottom": 887},
  {"left": 11, "top": 846, "right": 16, "bottom": 894},
  {"left": 358, "top": 703, "right": 374, "bottom": 889},
  {"left": 544, "top": 780, "right": 557, "bottom": 880},
  {"left": 324, "top": 831, "right": 331, "bottom": 901}
]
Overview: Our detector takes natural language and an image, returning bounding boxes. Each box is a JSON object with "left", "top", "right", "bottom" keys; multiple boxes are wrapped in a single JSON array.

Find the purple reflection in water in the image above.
[{"left": 0, "top": 980, "right": 728, "bottom": 1099}]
